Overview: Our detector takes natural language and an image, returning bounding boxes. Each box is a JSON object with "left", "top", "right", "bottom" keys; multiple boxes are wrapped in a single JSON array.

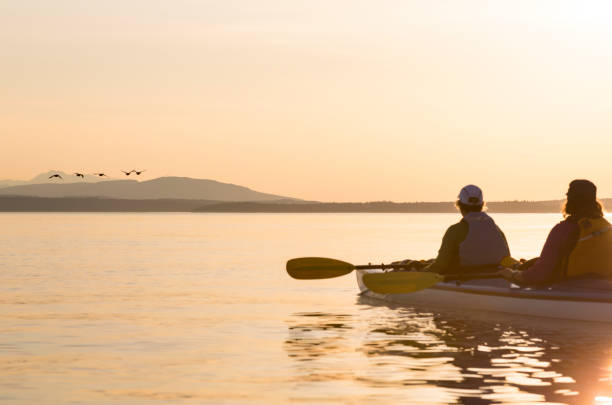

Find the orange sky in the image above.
[{"left": 2, "top": 1, "right": 612, "bottom": 201}]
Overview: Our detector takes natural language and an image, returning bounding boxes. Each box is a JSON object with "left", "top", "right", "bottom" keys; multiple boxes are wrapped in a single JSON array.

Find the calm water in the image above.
[{"left": 1, "top": 213, "right": 612, "bottom": 404}]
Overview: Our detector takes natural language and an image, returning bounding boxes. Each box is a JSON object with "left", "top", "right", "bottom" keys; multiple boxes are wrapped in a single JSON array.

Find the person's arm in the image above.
[
  {"left": 424, "top": 222, "right": 468, "bottom": 274},
  {"left": 507, "top": 221, "right": 579, "bottom": 285},
  {"left": 498, "top": 227, "right": 510, "bottom": 255}
]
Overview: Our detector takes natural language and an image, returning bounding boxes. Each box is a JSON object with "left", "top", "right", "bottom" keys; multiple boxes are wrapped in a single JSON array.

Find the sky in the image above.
[{"left": 2, "top": 0, "right": 612, "bottom": 202}]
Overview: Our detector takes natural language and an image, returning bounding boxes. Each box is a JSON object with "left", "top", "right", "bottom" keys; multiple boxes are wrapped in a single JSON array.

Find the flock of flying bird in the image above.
[{"left": 48, "top": 170, "right": 146, "bottom": 180}]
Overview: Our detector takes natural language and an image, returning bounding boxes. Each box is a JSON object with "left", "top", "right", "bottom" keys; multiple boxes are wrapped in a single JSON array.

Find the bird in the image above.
[
  {"left": 93, "top": 173, "right": 107, "bottom": 177},
  {"left": 49, "top": 174, "right": 63, "bottom": 180},
  {"left": 121, "top": 170, "right": 132, "bottom": 176},
  {"left": 132, "top": 169, "right": 146, "bottom": 175},
  {"left": 74, "top": 172, "right": 85, "bottom": 179}
]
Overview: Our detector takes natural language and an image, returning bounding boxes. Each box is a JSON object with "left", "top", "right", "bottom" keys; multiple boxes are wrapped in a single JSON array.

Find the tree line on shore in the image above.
[{"left": 0, "top": 196, "right": 594, "bottom": 213}]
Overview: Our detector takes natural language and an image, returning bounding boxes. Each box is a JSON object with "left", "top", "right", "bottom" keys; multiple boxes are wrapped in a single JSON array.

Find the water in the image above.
[{"left": 1, "top": 213, "right": 612, "bottom": 404}]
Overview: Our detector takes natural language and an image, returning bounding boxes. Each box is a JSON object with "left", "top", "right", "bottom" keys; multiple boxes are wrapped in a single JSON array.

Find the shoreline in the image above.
[{"left": 0, "top": 195, "right": 588, "bottom": 213}]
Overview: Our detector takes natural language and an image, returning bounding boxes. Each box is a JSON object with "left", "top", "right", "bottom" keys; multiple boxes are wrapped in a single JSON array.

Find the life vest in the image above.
[
  {"left": 565, "top": 217, "right": 612, "bottom": 278},
  {"left": 459, "top": 212, "right": 510, "bottom": 267}
]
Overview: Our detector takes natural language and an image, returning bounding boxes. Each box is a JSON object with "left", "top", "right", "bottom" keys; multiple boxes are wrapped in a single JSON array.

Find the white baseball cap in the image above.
[{"left": 458, "top": 185, "right": 483, "bottom": 205}]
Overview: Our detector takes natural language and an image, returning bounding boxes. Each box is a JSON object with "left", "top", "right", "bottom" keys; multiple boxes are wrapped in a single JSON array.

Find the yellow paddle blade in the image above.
[
  {"left": 500, "top": 256, "right": 519, "bottom": 267},
  {"left": 362, "top": 271, "right": 444, "bottom": 294},
  {"left": 286, "top": 257, "right": 355, "bottom": 279}
]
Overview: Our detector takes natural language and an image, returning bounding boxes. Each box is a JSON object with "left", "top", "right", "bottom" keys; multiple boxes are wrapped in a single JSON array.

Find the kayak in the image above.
[{"left": 356, "top": 269, "right": 612, "bottom": 323}]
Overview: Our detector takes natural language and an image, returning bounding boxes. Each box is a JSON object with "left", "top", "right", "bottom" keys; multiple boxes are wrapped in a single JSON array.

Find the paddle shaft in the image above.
[{"left": 354, "top": 263, "right": 409, "bottom": 270}]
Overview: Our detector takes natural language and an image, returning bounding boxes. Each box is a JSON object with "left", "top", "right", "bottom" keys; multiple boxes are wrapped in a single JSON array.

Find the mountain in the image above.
[
  {"left": 0, "top": 176, "right": 294, "bottom": 201},
  {"left": 29, "top": 170, "right": 119, "bottom": 183},
  {"left": 0, "top": 196, "right": 221, "bottom": 212},
  {"left": 0, "top": 170, "right": 118, "bottom": 187},
  {"left": 0, "top": 179, "right": 27, "bottom": 188}
]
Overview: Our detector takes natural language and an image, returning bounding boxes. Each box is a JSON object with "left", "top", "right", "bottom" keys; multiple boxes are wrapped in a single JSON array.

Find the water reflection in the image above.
[
  {"left": 285, "top": 311, "right": 471, "bottom": 403},
  {"left": 359, "top": 297, "right": 612, "bottom": 404},
  {"left": 285, "top": 312, "right": 353, "bottom": 362},
  {"left": 285, "top": 301, "right": 612, "bottom": 404}
]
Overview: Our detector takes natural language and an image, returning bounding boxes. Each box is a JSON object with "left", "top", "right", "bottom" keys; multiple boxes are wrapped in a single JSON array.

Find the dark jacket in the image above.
[{"left": 425, "top": 213, "right": 509, "bottom": 274}]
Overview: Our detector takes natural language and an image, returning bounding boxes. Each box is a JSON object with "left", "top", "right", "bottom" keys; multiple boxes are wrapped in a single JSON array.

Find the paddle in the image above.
[
  {"left": 286, "top": 257, "right": 412, "bottom": 280},
  {"left": 361, "top": 270, "right": 502, "bottom": 294},
  {"left": 286, "top": 256, "right": 509, "bottom": 294}
]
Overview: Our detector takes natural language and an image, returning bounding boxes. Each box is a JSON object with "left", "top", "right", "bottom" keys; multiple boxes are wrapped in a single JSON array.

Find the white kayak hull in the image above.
[{"left": 356, "top": 270, "right": 612, "bottom": 323}]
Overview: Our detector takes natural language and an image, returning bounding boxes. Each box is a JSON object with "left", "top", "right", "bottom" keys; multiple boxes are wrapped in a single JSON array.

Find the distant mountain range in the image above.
[
  {"left": 2, "top": 171, "right": 608, "bottom": 213},
  {"left": 0, "top": 172, "right": 294, "bottom": 201}
]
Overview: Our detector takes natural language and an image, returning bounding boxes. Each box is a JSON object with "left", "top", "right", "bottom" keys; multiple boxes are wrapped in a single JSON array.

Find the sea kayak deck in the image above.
[{"left": 356, "top": 270, "right": 612, "bottom": 322}]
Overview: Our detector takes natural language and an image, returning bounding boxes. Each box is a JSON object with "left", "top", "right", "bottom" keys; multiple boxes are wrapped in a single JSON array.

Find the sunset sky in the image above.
[{"left": 2, "top": 1, "right": 612, "bottom": 202}]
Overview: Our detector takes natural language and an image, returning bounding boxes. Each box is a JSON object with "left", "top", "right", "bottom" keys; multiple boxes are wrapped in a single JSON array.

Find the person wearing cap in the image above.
[
  {"left": 501, "top": 179, "right": 612, "bottom": 285},
  {"left": 417, "top": 185, "right": 510, "bottom": 274}
]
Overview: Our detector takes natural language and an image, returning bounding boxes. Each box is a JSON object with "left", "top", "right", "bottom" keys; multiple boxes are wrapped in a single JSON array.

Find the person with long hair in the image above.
[
  {"left": 501, "top": 179, "right": 612, "bottom": 285},
  {"left": 397, "top": 185, "right": 511, "bottom": 274}
]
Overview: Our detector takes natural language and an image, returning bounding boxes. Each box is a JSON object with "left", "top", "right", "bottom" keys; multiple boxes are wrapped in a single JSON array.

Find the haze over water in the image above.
[{"left": 1, "top": 212, "right": 612, "bottom": 404}]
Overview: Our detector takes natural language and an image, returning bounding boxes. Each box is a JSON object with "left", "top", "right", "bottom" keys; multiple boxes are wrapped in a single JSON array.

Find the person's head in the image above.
[
  {"left": 456, "top": 184, "right": 484, "bottom": 216},
  {"left": 563, "top": 179, "right": 604, "bottom": 219}
]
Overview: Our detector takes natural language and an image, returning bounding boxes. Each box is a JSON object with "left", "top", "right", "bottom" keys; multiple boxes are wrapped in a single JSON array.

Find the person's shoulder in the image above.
[
  {"left": 556, "top": 217, "right": 579, "bottom": 229},
  {"left": 551, "top": 217, "right": 579, "bottom": 234},
  {"left": 448, "top": 219, "right": 467, "bottom": 230},
  {"left": 444, "top": 219, "right": 468, "bottom": 237}
]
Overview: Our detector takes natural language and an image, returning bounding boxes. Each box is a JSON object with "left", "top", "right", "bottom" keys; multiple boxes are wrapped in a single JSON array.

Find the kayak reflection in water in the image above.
[
  {"left": 501, "top": 179, "right": 612, "bottom": 286},
  {"left": 395, "top": 184, "right": 511, "bottom": 274}
]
